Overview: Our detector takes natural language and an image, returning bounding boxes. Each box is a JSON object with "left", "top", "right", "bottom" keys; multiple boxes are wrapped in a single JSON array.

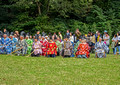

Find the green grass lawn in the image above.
[{"left": 0, "top": 54, "right": 120, "bottom": 85}]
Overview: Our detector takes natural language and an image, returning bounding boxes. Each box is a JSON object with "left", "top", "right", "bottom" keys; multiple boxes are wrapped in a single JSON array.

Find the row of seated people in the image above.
[{"left": 0, "top": 33, "right": 109, "bottom": 58}]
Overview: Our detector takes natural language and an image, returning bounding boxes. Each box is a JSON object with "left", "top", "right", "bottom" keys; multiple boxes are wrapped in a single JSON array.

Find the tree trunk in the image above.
[
  {"left": 36, "top": 2, "right": 41, "bottom": 16},
  {"left": 47, "top": 0, "right": 50, "bottom": 12}
]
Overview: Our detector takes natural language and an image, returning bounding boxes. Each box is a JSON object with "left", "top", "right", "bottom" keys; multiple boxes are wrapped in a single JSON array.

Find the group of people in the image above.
[{"left": 0, "top": 28, "right": 120, "bottom": 58}]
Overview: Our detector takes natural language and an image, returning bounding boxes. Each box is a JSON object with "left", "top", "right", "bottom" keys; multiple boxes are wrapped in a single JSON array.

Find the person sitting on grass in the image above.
[
  {"left": 62, "top": 37, "right": 73, "bottom": 58},
  {"left": 95, "top": 37, "right": 109, "bottom": 58},
  {"left": 1, "top": 34, "right": 11, "bottom": 54},
  {"left": 46, "top": 37, "right": 57, "bottom": 57},
  {"left": 76, "top": 38, "right": 89, "bottom": 58},
  {"left": 55, "top": 37, "right": 62, "bottom": 56},
  {"left": 31, "top": 36, "right": 42, "bottom": 57},
  {"left": 16, "top": 35, "right": 27, "bottom": 56},
  {"left": 9, "top": 33, "right": 18, "bottom": 52},
  {"left": 25, "top": 35, "right": 33, "bottom": 54}
]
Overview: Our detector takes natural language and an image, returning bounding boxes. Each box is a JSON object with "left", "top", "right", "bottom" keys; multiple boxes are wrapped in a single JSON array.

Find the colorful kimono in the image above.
[
  {"left": 1, "top": 37, "right": 11, "bottom": 54},
  {"left": 46, "top": 41, "right": 57, "bottom": 57},
  {"left": 76, "top": 43, "right": 90, "bottom": 58},
  {"left": 55, "top": 40, "right": 62, "bottom": 56},
  {"left": 25, "top": 39, "right": 33, "bottom": 54},
  {"left": 95, "top": 41, "right": 109, "bottom": 58},
  {"left": 9, "top": 38, "right": 18, "bottom": 52},
  {"left": 32, "top": 41, "right": 42, "bottom": 56},
  {"left": 74, "top": 41, "right": 81, "bottom": 52},
  {"left": 42, "top": 40, "right": 48, "bottom": 56},
  {"left": 16, "top": 39, "right": 27, "bottom": 56},
  {"left": 71, "top": 41, "right": 75, "bottom": 57},
  {"left": 0, "top": 38, "right": 3, "bottom": 54},
  {"left": 62, "top": 40, "right": 73, "bottom": 57}
]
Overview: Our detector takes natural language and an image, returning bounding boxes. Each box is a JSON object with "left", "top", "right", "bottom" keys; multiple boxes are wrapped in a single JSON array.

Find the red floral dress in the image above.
[
  {"left": 76, "top": 43, "right": 90, "bottom": 58},
  {"left": 46, "top": 42, "right": 57, "bottom": 55}
]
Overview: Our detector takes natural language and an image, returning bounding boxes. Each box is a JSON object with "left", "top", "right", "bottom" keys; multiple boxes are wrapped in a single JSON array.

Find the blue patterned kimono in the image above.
[
  {"left": 9, "top": 38, "right": 18, "bottom": 52},
  {"left": 70, "top": 41, "right": 75, "bottom": 57},
  {"left": 1, "top": 37, "right": 11, "bottom": 54},
  {"left": 95, "top": 41, "right": 109, "bottom": 58},
  {"left": 0, "top": 38, "right": 2, "bottom": 54},
  {"left": 16, "top": 39, "right": 27, "bottom": 56}
]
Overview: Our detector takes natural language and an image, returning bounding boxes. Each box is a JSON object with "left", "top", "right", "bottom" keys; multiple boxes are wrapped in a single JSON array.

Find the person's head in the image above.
[
  {"left": 33, "top": 36, "right": 35, "bottom": 39},
  {"left": 59, "top": 32, "right": 61, "bottom": 35},
  {"left": 29, "top": 35, "right": 32, "bottom": 39},
  {"left": 45, "top": 36, "right": 48, "bottom": 40},
  {"left": 88, "top": 32, "right": 91, "bottom": 36},
  {"left": 82, "top": 39, "right": 86, "bottom": 43},
  {"left": 70, "top": 32, "right": 73, "bottom": 36},
  {"left": 96, "top": 31, "right": 98, "bottom": 34},
  {"left": 81, "top": 39, "right": 84, "bottom": 43},
  {"left": 91, "top": 32, "right": 94, "bottom": 36},
  {"left": 65, "top": 37, "right": 68, "bottom": 41},
  {"left": 76, "top": 28, "right": 79, "bottom": 31},
  {"left": 54, "top": 32, "right": 56, "bottom": 35},
  {"left": 104, "top": 30, "right": 107, "bottom": 34},
  {"left": 67, "top": 30, "right": 69, "bottom": 33},
  {"left": 114, "top": 34, "right": 117, "bottom": 38},
  {"left": 26, "top": 36, "right": 29, "bottom": 39},
  {"left": 37, "top": 31, "right": 40, "bottom": 34},
  {"left": 20, "top": 36, "right": 24, "bottom": 40},
  {"left": 34, "top": 39, "right": 38, "bottom": 42},
  {"left": 118, "top": 32, "right": 120, "bottom": 36},
  {"left": 98, "top": 32, "right": 100, "bottom": 36},
  {"left": 3, "top": 34, "right": 7, "bottom": 38},
  {"left": 99, "top": 37, "right": 102, "bottom": 42},
  {"left": 15, "top": 31, "right": 19, "bottom": 34},
  {"left": 10, "top": 35, "right": 13, "bottom": 39},
  {"left": 14, "top": 34, "right": 17, "bottom": 37},
  {"left": 4, "top": 29, "right": 6, "bottom": 32},
  {"left": 79, "top": 38, "right": 81, "bottom": 42},
  {"left": 39, "top": 36, "right": 41, "bottom": 39},
  {"left": 42, "top": 36, "right": 45, "bottom": 40},
  {"left": 76, "top": 28, "right": 79, "bottom": 33},
  {"left": 49, "top": 37, "right": 53, "bottom": 42}
]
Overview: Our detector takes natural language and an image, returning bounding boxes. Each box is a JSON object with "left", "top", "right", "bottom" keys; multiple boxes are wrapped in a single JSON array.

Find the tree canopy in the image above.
[{"left": 0, "top": 0, "right": 120, "bottom": 36}]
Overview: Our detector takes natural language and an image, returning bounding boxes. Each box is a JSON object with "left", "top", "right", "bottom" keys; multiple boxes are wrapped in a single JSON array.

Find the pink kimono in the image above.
[{"left": 32, "top": 41, "right": 42, "bottom": 55}]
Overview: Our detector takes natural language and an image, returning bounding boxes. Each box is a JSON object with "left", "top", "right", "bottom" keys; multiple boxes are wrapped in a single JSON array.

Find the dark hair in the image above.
[
  {"left": 114, "top": 34, "right": 117, "bottom": 37},
  {"left": 70, "top": 32, "right": 73, "bottom": 35},
  {"left": 118, "top": 31, "right": 120, "bottom": 35}
]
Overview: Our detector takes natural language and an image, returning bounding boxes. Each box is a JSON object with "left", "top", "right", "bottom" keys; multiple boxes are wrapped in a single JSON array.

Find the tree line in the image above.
[{"left": 0, "top": 0, "right": 120, "bottom": 37}]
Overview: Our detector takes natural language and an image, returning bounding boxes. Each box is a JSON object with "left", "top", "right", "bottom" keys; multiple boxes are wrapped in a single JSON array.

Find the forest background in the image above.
[{"left": 0, "top": 0, "right": 120, "bottom": 37}]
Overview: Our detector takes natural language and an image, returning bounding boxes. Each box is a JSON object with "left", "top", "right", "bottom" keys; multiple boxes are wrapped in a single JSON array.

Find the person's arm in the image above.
[
  {"left": 95, "top": 43, "right": 97, "bottom": 50},
  {"left": 112, "top": 37, "right": 114, "bottom": 42}
]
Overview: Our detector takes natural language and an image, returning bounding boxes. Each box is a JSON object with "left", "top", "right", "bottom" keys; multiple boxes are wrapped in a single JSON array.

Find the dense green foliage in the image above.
[
  {"left": 0, "top": 0, "right": 120, "bottom": 36},
  {"left": 0, "top": 54, "right": 120, "bottom": 84}
]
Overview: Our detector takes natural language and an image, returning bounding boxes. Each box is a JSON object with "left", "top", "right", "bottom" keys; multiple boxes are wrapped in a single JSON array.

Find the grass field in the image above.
[{"left": 0, "top": 54, "right": 120, "bottom": 85}]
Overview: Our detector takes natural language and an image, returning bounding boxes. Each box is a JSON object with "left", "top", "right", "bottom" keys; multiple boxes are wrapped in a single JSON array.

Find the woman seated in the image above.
[
  {"left": 95, "top": 37, "right": 109, "bottom": 58},
  {"left": 62, "top": 37, "right": 73, "bottom": 58},
  {"left": 76, "top": 38, "right": 90, "bottom": 58},
  {"left": 46, "top": 37, "right": 57, "bottom": 57},
  {"left": 31, "top": 36, "right": 42, "bottom": 57}
]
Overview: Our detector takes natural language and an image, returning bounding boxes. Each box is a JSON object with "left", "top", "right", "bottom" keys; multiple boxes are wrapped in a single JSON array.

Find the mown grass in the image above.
[{"left": 0, "top": 54, "right": 120, "bottom": 85}]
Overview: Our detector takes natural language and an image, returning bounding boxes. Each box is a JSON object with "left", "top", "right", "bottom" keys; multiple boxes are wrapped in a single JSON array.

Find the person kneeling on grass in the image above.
[
  {"left": 62, "top": 37, "right": 73, "bottom": 58},
  {"left": 46, "top": 37, "right": 57, "bottom": 57},
  {"left": 31, "top": 36, "right": 42, "bottom": 57},
  {"left": 16, "top": 35, "right": 27, "bottom": 56},
  {"left": 76, "top": 38, "right": 90, "bottom": 58},
  {"left": 95, "top": 37, "right": 109, "bottom": 58}
]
